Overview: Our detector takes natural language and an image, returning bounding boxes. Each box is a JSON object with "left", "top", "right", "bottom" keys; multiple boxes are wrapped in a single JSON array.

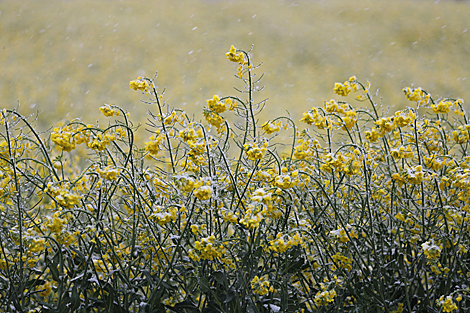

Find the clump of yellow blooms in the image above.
[
  {"left": 192, "top": 235, "right": 224, "bottom": 261},
  {"left": 244, "top": 141, "right": 268, "bottom": 161},
  {"left": 422, "top": 240, "right": 442, "bottom": 260},
  {"left": 452, "top": 124, "right": 470, "bottom": 144},
  {"left": 193, "top": 185, "right": 212, "bottom": 201},
  {"left": 261, "top": 120, "right": 282, "bottom": 134},
  {"left": 331, "top": 253, "right": 353, "bottom": 271},
  {"left": 97, "top": 166, "right": 120, "bottom": 180},
  {"left": 86, "top": 132, "right": 116, "bottom": 151},
  {"left": 50, "top": 125, "right": 76, "bottom": 152},
  {"left": 99, "top": 104, "right": 119, "bottom": 117},
  {"left": 333, "top": 76, "right": 358, "bottom": 97},
  {"left": 403, "top": 86, "right": 431, "bottom": 107},
  {"left": 269, "top": 232, "right": 302, "bottom": 253},
  {"left": 129, "top": 76, "right": 149, "bottom": 94},
  {"left": 250, "top": 275, "right": 274, "bottom": 296},
  {"left": 145, "top": 129, "right": 163, "bottom": 156},
  {"left": 206, "top": 95, "right": 227, "bottom": 113},
  {"left": 436, "top": 295, "right": 458, "bottom": 312},
  {"left": 203, "top": 109, "right": 225, "bottom": 130},
  {"left": 44, "top": 183, "right": 81, "bottom": 209},
  {"left": 225, "top": 45, "right": 244, "bottom": 63},
  {"left": 314, "top": 289, "right": 337, "bottom": 307}
]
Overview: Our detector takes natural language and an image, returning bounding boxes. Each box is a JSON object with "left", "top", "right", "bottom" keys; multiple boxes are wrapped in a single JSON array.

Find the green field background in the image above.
[{"left": 1, "top": 0, "right": 469, "bottom": 135}]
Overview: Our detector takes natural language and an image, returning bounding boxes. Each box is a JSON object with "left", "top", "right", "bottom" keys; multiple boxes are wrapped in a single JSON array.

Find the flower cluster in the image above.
[
  {"left": 250, "top": 275, "right": 273, "bottom": 296},
  {"left": 129, "top": 76, "right": 149, "bottom": 93}
]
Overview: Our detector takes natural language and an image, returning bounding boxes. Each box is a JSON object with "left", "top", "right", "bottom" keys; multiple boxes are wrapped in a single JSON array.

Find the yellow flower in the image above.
[
  {"left": 226, "top": 45, "right": 244, "bottom": 63},
  {"left": 261, "top": 121, "right": 281, "bottom": 134},
  {"left": 50, "top": 126, "right": 76, "bottom": 152},
  {"left": 251, "top": 275, "right": 273, "bottom": 296},
  {"left": 194, "top": 185, "right": 212, "bottom": 201},
  {"left": 422, "top": 240, "right": 441, "bottom": 260},
  {"left": 207, "top": 95, "right": 227, "bottom": 113},
  {"left": 436, "top": 295, "right": 458, "bottom": 312},
  {"left": 129, "top": 76, "right": 149, "bottom": 94},
  {"left": 99, "top": 104, "right": 118, "bottom": 117},
  {"left": 333, "top": 81, "right": 351, "bottom": 97},
  {"left": 431, "top": 100, "right": 452, "bottom": 114},
  {"left": 203, "top": 110, "right": 225, "bottom": 129},
  {"left": 145, "top": 130, "right": 163, "bottom": 156},
  {"left": 244, "top": 141, "right": 268, "bottom": 161}
]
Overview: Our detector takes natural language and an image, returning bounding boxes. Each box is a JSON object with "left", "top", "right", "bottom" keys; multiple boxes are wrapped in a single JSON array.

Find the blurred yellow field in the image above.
[{"left": 1, "top": 0, "right": 469, "bottom": 131}]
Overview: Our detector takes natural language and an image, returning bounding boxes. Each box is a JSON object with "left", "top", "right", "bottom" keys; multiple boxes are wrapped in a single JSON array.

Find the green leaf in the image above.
[
  {"left": 200, "top": 277, "right": 210, "bottom": 293},
  {"left": 212, "top": 271, "right": 228, "bottom": 289}
]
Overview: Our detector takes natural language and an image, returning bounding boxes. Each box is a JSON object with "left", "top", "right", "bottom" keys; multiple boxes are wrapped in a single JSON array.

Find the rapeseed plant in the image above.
[{"left": 0, "top": 45, "right": 469, "bottom": 313}]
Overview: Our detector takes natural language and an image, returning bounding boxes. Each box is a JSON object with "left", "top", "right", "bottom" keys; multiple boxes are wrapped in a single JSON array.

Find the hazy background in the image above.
[{"left": 1, "top": 0, "right": 469, "bottom": 135}]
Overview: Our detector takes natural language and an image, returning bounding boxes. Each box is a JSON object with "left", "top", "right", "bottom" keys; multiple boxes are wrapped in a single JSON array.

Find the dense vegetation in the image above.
[{"left": 0, "top": 45, "right": 469, "bottom": 312}]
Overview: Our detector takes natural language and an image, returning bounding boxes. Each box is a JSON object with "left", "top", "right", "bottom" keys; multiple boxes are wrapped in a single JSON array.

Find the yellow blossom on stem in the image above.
[
  {"left": 207, "top": 95, "right": 227, "bottom": 113},
  {"left": 99, "top": 104, "right": 118, "bottom": 117},
  {"left": 226, "top": 45, "right": 244, "bottom": 63},
  {"left": 251, "top": 275, "right": 273, "bottom": 296},
  {"left": 194, "top": 185, "right": 212, "bottom": 201},
  {"left": 244, "top": 141, "right": 268, "bottom": 161},
  {"left": 129, "top": 76, "right": 149, "bottom": 94}
]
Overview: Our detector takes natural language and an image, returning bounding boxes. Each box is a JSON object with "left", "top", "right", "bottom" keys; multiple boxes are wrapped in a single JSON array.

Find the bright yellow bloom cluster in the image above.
[
  {"left": 250, "top": 275, "right": 273, "bottom": 296},
  {"left": 46, "top": 212, "right": 66, "bottom": 233},
  {"left": 333, "top": 76, "right": 358, "bottom": 97},
  {"left": 193, "top": 235, "right": 224, "bottom": 261},
  {"left": 403, "top": 87, "right": 431, "bottom": 107},
  {"left": 98, "top": 166, "right": 120, "bottom": 180},
  {"left": 99, "top": 104, "right": 119, "bottom": 117},
  {"left": 273, "top": 173, "right": 297, "bottom": 189},
  {"left": 269, "top": 232, "right": 302, "bottom": 253},
  {"left": 244, "top": 141, "right": 268, "bottom": 161},
  {"left": 424, "top": 155, "right": 446, "bottom": 171},
  {"left": 314, "top": 289, "right": 337, "bottom": 307},
  {"left": 203, "top": 110, "right": 225, "bottom": 130},
  {"left": 436, "top": 295, "right": 458, "bottom": 312},
  {"left": 193, "top": 185, "right": 212, "bottom": 201},
  {"left": 179, "top": 125, "right": 202, "bottom": 142},
  {"left": 331, "top": 253, "right": 353, "bottom": 271},
  {"left": 390, "top": 146, "right": 413, "bottom": 160},
  {"left": 261, "top": 120, "right": 282, "bottom": 134},
  {"left": 226, "top": 45, "right": 251, "bottom": 77},
  {"left": 393, "top": 110, "right": 416, "bottom": 127},
  {"left": 87, "top": 132, "right": 116, "bottom": 151},
  {"left": 431, "top": 100, "right": 452, "bottom": 114},
  {"left": 452, "top": 124, "right": 470, "bottom": 144},
  {"left": 300, "top": 107, "right": 329, "bottom": 129},
  {"left": 29, "top": 238, "right": 46, "bottom": 253},
  {"left": 225, "top": 45, "right": 244, "bottom": 63},
  {"left": 250, "top": 188, "right": 272, "bottom": 204},
  {"left": 422, "top": 240, "right": 441, "bottom": 260},
  {"left": 293, "top": 138, "right": 320, "bottom": 160},
  {"left": 207, "top": 95, "right": 227, "bottom": 113},
  {"left": 51, "top": 126, "right": 76, "bottom": 152},
  {"left": 163, "top": 111, "right": 180, "bottom": 125},
  {"left": 145, "top": 129, "right": 163, "bottom": 156},
  {"left": 149, "top": 206, "right": 178, "bottom": 226},
  {"left": 129, "top": 76, "right": 149, "bottom": 94},
  {"left": 240, "top": 205, "right": 265, "bottom": 229},
  {"left": 392, "top": 165, "right": 424, "bottom": 186},
  {"left": 333, "top": 82, "right": 350, "bottom": 97},
  {"left": 44, "top": 183, "right": 81, "bottom": 209}
]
